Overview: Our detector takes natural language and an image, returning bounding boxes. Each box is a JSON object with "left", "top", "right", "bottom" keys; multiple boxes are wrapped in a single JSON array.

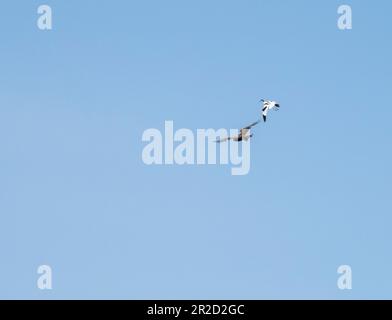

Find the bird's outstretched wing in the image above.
[
  {"left": 243, "top": 120, "right": 261, "bottom": 130},
  {"left": 240, "top": 120, "right": 260, "bottom": 136}
]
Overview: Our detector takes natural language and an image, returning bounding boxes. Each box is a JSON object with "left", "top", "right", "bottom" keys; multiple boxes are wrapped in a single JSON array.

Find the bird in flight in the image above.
[
  {"left": 215, "top": 120, "right": 260, "bottom": 143},
  {"left": 260, "top": 99, "right": 280, "bottom": 122}
]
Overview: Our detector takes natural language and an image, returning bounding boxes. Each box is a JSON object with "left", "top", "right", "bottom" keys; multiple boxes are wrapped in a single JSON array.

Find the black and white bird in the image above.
[
  {"left": 260, "top": 99, "right": 280, "bottom": 122},
  {"left": 215, "top": 121, "right": 260, "bottom": 143}
]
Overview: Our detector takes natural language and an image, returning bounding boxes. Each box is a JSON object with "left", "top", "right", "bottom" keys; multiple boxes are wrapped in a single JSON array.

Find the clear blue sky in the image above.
[{"left": 1, "top": 0, "right": 391, "bottom": 299}]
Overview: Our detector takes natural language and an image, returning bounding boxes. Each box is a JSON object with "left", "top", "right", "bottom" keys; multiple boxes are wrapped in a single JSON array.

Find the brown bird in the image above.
[{"left": 215, "top": 120, "right": 260, "bottom": 143}]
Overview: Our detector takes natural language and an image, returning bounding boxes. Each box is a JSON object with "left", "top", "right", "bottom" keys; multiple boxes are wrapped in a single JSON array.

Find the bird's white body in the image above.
[{"left": 261, "top": 100, "right": 280, "bottom": 122}]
